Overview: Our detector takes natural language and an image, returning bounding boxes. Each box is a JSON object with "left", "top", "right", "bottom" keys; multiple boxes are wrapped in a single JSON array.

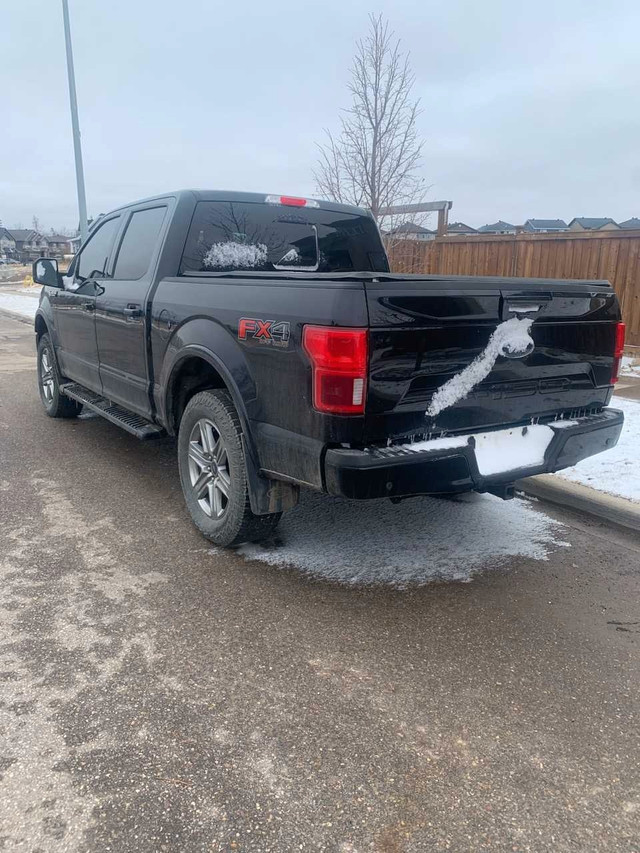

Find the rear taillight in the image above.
[
  {"left": 612, "top": 321, "right": 626, "bottom": 383},
  {"left": 303, "top": 326, "right": 368, "bottom": 414}
]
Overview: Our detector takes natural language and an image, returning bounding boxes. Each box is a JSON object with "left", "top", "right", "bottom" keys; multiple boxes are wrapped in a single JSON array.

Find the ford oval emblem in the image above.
[{"left": 500, "top": 339, "right": 535, "bottom": 359}]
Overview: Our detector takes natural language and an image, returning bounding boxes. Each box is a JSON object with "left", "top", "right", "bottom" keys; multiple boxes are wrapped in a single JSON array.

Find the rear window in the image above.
[{"left": 179, "top": 201, "right": 389, "bottom": 274}]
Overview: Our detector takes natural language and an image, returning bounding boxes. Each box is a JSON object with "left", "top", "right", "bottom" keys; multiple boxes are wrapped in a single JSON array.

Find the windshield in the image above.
[{"left": 179, "top": 201, "right": 389, "bottom": 274}]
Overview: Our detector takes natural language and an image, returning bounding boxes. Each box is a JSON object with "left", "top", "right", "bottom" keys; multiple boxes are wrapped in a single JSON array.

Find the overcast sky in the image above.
[{"left": 3, "top": 0, "right": 640, "bottom": 231}]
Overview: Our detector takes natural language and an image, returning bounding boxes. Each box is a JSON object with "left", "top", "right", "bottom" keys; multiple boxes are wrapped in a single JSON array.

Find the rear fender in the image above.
[
  {"left": 161, "top": 320, "right": 298, "bottom": 515},
  {"left": 160, "top": 318, "right": 256, "bottom": 431}
]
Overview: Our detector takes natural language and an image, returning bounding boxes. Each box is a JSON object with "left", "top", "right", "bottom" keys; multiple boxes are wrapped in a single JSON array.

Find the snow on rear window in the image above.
[
  {"left": 427, "top": 317, "right": 535, "bottom": 419},
  {"left": 278, "top": 248, "right": 300, "bottom": 264},
  {"left": 203, "top": 241, "right": 268, "bottom": 270}
]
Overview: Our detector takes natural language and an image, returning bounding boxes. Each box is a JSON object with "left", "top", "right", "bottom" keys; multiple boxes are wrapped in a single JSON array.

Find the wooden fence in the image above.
[{"left": 386, "top": 230, "right": 640, "bottom": 346}]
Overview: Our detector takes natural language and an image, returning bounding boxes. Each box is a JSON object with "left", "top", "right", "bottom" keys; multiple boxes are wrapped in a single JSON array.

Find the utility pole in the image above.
[{"left": 61, "top": 0, "right": 88, "bottom": 243}]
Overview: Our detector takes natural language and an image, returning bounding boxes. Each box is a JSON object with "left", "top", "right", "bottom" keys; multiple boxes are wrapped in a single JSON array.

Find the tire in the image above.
[
  {"left": 177, "top": 389, "right": 281, "bottom": 547},
  {"left": 37, "top": 333, "right": 83, "bottom": 419}
]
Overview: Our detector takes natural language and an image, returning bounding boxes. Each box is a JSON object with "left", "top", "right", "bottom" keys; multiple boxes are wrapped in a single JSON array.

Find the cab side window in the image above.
[
  {"left": 75, "top": 216, "right": 121, "bottom": 282},
  {"left": 112, "top": 207, "right": 167, "bottom": 280}
]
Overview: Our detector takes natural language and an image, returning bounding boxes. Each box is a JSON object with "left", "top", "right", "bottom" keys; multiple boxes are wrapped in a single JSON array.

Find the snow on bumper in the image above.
[{"left": 324, "top": 409, "right": 624, "bottom": 500}]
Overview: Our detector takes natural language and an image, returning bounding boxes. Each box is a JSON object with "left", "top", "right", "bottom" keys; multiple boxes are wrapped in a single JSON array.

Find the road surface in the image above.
[{"left": 1, "top": 315, "right": 639, "bottom": 852}]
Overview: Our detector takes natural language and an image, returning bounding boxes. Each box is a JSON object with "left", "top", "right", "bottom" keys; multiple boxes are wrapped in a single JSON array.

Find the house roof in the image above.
[
  {"left": 0, "top": 227, "right": 15, "bottom": 241},
  {"left": 568, "top": 217, "right": 617, "bottom": 229},
  {"left": 48, "top": 234, "right": 71, "bottom": 242},
  {"left": 447, "top": 221, "right": 477, "bottom": 233},
  {"left": 478, "top": 220, "right": 516, "bottom": 232},
  {"left": 618, "top": 217, "right": 640, "bottom": 229},
  {"left": 388, "top": 221, "right": 434, "bottom": 235},
  {"left": 524, "top": 219, "right": 567, "bottom": 230},
  {"left": 8, "top": 229, "right": 48, "bottom": 242}
]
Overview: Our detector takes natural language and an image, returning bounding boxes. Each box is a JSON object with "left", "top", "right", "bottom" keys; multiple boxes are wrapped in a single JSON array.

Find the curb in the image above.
[
  {"left": 516, "top": 474, "right": 640, "bottom": 533},
  {"left": 0, "top": 307, "right": 35, "bottom": 327}
]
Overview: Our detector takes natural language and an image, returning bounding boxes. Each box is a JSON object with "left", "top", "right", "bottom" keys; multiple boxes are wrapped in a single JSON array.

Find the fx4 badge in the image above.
[{"left": 238, "top": 318, "right": 291, "bottom": 348}]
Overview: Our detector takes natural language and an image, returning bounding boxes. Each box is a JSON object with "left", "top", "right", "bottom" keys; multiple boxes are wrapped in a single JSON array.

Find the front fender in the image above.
[{"left": 34, "top": 296, "right": 56, "bottom": 345}]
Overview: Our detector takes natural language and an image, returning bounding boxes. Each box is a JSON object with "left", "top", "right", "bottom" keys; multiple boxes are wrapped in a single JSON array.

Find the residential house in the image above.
[
  {"left": 46, "top": 234, "right": 73, "bottom": 256},
  {"left": 0, "top": 227, "right": 16, "bottom": 258},
  {"left": 447, "top": 221, "right": 478, "bottom": 236},
  {"left": 9, "top": 229, "right": 49, "bottom": 263},
  {"left": 477, "top": 220, "right": 517, "bottom": 235},
  {"left": 568, "top": 218, "right": 619, "bottom": 232},
  {"left": 618, "top": 218, "right": 640, "bottom": 230},
  {"left": 386, "top": 222, "right": 435, "bottom": 242},
  {"left": 522, "top": 219, "right": 568, "bottom": 233}
]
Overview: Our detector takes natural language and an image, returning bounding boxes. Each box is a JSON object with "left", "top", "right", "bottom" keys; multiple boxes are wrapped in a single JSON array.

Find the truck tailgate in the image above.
[{"left": 363, "top": 274, "right": 620, "bottom": 443}]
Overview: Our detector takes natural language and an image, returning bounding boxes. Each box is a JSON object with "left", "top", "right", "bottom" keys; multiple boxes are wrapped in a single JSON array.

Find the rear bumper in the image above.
[{"left": 324, "top": 408, "right": 624, "bottom": 500}]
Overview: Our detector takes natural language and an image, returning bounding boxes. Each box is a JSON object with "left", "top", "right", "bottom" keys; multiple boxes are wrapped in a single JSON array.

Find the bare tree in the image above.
[
  {"left": 32, "top": 215, "right": 41, "bottom": 233},
  {"left": 314, "top": 14, "right": 427, "bottom": 227}
]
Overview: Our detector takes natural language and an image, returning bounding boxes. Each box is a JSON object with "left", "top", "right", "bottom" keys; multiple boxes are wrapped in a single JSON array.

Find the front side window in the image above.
[
  {"left": 75, "top": 216, "right": 121, "bottom": 282},
  {"left": 113, "top": 206, "right": 167, "bottom": 280},
  {"left": 179, "top": 201, "right": 388, "bottom": 274}
]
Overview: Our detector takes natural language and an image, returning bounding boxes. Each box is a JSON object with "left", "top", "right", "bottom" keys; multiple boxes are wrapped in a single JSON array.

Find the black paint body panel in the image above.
[{"left": 35, "top": 190, "right": 623, "bottom": 498}]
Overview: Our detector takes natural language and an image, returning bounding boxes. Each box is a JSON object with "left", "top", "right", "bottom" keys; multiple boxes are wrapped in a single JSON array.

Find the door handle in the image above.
[
  {"left": 123, "top": 305, "right": 143, "bottom": 319},
  {"left": 82, "top": 302, "right": 95, "bottom": 312}
]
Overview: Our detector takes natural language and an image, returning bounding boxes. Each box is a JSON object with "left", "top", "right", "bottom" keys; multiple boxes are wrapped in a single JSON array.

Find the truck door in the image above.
[
  {"left": 94, "top": 205, "right": 167, "bottom": 418},
  {"left": 53, "top": 214, "right": 121, "bottom": 392}
]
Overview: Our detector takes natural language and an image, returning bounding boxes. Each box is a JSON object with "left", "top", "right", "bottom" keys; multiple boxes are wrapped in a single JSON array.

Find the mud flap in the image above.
[{"left": 242, "top": 435, "right": 299, "bottom": 515}]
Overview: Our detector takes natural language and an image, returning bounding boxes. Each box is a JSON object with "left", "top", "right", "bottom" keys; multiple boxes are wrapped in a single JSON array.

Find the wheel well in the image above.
[
  {"left": 169, "top": 356, "right": 227, "bottom": 434},
  {"left": 35, "top": 315, "right": 48, "bottom": 341}
]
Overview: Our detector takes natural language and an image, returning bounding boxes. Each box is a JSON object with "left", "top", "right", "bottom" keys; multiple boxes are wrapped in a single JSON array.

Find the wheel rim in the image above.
[
  {"left": 40, "top": 348, "right": 55, "bottom": 404},
  {"left": 187, "top": 418, "right": 231, "bottom": 519}
]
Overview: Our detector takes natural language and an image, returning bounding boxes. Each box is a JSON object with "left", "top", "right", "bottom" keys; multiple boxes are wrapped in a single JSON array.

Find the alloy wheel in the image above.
[
  {"left": 187, "top": 417, "right": 231, "bottom": 519},
  {"left": 40, "top": 348, "right": 55, "bottom": 404}
]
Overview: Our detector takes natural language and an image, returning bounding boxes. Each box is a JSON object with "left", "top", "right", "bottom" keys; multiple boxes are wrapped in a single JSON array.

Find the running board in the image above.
[{"left": 60, "top": 383, "right": 165, "bottom": 440}]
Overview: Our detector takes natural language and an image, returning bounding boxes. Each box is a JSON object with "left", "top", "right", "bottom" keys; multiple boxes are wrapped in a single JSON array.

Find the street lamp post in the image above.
[{"left": 61, "top": 0, "right": 88, "bottom": 243}]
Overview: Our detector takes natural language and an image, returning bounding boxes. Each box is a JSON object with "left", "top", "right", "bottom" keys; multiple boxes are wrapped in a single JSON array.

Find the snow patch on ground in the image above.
[
  {"left": 427, "top": 317, "right": 535, "bottom": 418},
  {"left": 555, "top": 397, "right": 640, "bottom": 503},
  {"left": 203, "top": 241, "right": 267, "bottom": 270},
  {"left": 621, "top": 355, "right": 640, "bottom": 378},
  {"left": 238, "top": 490, "right": 567, "bottom": 587},
  {"left": 0, "top": 291, "right": 39, "bottom": 319}
]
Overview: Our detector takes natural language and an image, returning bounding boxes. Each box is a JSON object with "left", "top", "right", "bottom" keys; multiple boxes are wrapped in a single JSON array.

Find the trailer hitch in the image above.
[{"left": 485, "top": 482, "right": 516, "bottom": 501}]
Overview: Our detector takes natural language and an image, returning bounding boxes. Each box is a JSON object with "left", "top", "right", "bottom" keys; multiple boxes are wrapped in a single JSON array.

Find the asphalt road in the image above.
[{"left": 1, "top": 314, "right": 639, "bottom": 853}]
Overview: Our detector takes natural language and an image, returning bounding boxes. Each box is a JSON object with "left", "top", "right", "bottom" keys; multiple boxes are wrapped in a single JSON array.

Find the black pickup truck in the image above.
[{"left": 32, "top": 190, "right": 625, "bottom": 546}]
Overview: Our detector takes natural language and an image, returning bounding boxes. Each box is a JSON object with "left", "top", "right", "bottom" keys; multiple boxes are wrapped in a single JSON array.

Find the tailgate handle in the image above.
[{"left": 502, "top": 293, "right": 552, "bottom": 320}]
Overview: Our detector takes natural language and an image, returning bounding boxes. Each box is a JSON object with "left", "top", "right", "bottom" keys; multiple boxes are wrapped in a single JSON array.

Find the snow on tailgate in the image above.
[{"left": 427, "top": 317, "right": 535, "bottom": 418}]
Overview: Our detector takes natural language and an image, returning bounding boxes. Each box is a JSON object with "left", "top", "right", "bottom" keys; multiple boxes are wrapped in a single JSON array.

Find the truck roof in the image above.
[{"left": 100, "top": 189, "right": 372, "bottom": 220}]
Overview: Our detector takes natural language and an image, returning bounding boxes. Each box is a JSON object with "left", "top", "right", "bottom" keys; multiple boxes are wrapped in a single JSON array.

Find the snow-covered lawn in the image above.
[
  {"left": 237, "top": 490, "right": 567, "bottom": 587},
  {"left": 0, "top": 290, "right": 39, "bottom": 320},
  {"left": 554, "top": 396, "right": 640, "bottom": 504}
]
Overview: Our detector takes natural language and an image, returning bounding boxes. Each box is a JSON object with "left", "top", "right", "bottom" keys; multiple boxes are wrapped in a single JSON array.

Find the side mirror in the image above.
[{"left": 32, "top": 258, "right": 61, "bottom": 288}]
